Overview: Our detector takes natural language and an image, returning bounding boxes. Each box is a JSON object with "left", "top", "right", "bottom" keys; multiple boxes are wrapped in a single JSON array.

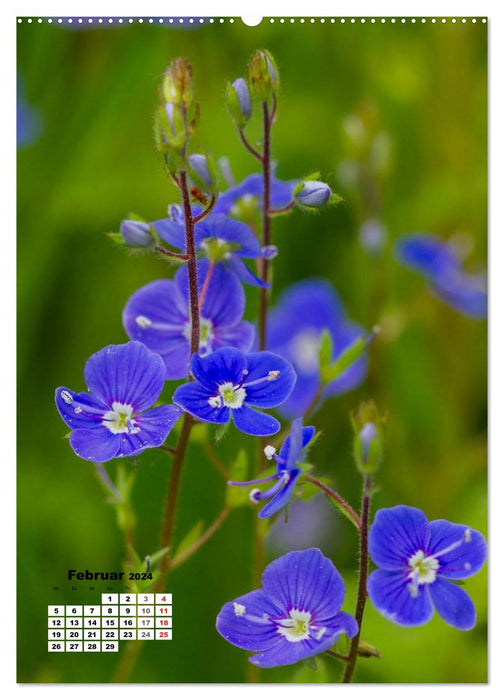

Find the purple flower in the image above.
[
  {"left": 55, "top": 342, "right": 182, "bottom": 462},
  {"left": 213, "top": 171, "right": 297, "bottom": 216},
  {"left": 123, "top": 259, "right": 254, "bottom": 380},
  {"left": 152, "top": 212, "right": 268, "bottom": 287},
  {"left": 396, "top": 234, "right": 487, "bottom": 318},
  {"left": 173, "top": 347, "right": 296, "bottom": 436},
  {"left": 216, "top": 548, "right": 358, "bottom": 668},
  {"left": 227, "top": 418, "right": 315, "bottom": 518},
  {"left": 268, "top": 279, "right": 367, "bottom": 417},
  {"left": 367, "top": 506, "right": 487, "bottom": 630}
]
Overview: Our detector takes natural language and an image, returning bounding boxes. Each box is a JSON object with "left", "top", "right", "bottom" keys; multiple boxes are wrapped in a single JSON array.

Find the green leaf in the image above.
[
  {"left": 226, "top": 450, "right": 249, "bottom": 508},
  {"left": 174, "top": 521, "right": 204, "bottom": 560},
  {"left": 214, "top": 421, "right": 231, "bottom": 444},
  {"left": 147, "top": 546, "right": 171, "bottom": 567},
  {"left": 321, "top": 335, "right": 366, "bottom": 384}
]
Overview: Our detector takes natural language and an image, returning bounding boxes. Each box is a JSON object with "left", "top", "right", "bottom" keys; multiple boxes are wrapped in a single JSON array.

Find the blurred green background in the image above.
[{"left": 17, "top": 18, "right": 487, "bottom": 683}]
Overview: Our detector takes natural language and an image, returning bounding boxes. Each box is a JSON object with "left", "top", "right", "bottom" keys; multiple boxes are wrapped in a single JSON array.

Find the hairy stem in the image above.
[
  {"left": 193, "top": 194, "right": 216, "bottom": 224},
  {"left": 258, "top": 101, "right": 271, "bottom": 352},
  {"left": 342, "top": 475, "right": 372, "bottom": 683},
  {"left": 305, "top": 475, "right": 361, "bottom": 530}
]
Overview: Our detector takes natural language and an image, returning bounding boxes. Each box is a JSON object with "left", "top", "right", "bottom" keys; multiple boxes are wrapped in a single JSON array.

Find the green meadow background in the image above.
[{"left": 17, "top": 18, "right": 487, "bottom": 683}]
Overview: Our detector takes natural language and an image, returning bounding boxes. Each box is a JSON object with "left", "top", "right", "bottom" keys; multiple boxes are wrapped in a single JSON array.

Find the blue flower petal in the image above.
[
  {"left": 278, "top": 424, "right": 316, "bottom": 469},
  {"left": 84, "top": 342, "right": 166, "bottom": 411},
  {"left": 232, "top": 405, "right": 280, "bottom": 436},
  {"left": 243, "top": 352, "right": 296, "bottom": 408},
  {"left": 248, "top": 632, "right": 341, "bottom": 668},
  {"left": 432, "top": 272, "right": 487, "bottom": 319},
  {"left": 323, "top": 611, "right": 359, "bottom": 640},
  {"left": 367, "top": 569, "right": 434, "bottom": 626},
  {"left": 258, "top": 469, "right": 301, "bottom": 518},
  {"left": 278, "top": 372, "right": 320, "bottom": 419},
  {"left": 192, "top": 259, "right": 246, "bottom": 328},
  {"left": 227, "top": 255, "right": 269, "bottom": 288},
  {"left": 69, "top": 427, "right": 121, "bottom": 462},
  {"left": 396, "top": 234, "right": 460, "bottom": 278},
  {"left": 173, "top": 382, "right": 230, "bottom": 424},
  {"left": 152, "top": 218, "right": 186, "bottom": 250},
  {"left": 215, "top": 321, "right": 255, "bottom": 354},
  {"left": 55, "top": 387, "right": 108, "bottom": 430},
  {"left": 190, "top": 347, "right": 246, "bottom": 391},
  {"left": 196, "top": 214, "right": 262, "bottom": 258},
  {"left": 261, "top": 549, "right": 347, "bottom": 620},
  {"left": 368, "top": 506, "right": 430, "bottom": 571},
  {"left": 214, "top": 172, "right": 296, "bottom": 217},
  {"left": 216, "top": 589, "right": 281, "bottom": 652},
  {"left": 428, "top": 520, "right": 487, "bottom": 580},
  {"left": 126, "top": 405, "right": 182, "bottom": 453},
  {"left": 122, "top": 280, "right": 191, "bottom": 379},
  {"left": 429, "top": 579, "right": 476, "bottom": 630}
]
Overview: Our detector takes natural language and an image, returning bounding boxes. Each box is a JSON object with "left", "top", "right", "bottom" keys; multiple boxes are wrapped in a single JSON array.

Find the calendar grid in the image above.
[{"left": 47, "top": 593, "right": 173, "bottom": 652}]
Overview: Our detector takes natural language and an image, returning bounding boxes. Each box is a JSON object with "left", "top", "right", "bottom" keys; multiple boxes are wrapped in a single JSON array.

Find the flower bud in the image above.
[
  {"left": 353, "top": 422, "right": 382, "bottom": 474},
  {"left": 188, "top": 154, "right": 217, "bottom": 194},
  {"left": 120, "top": 220, "right": 154, "bottom": 248},
  {"left": 162, "top": 58, "right": 193, "bottom": 105},
  {"left": 247, "top": 49, "right": 280, "bottom": 100},
  {"left": 294, "top": 180, "right": 332, "bottom": 209},
  {"left": 226, "top": 78, "right": 252, "bottom": 128}
]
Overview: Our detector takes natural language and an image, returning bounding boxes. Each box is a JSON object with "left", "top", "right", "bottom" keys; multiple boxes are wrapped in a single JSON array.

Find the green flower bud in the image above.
[
  {"left": 247, "top": 49, "right": 280, "bottom": 100},
  {"left": 162, "top": 58, "right": 193, "bottom": 105}
]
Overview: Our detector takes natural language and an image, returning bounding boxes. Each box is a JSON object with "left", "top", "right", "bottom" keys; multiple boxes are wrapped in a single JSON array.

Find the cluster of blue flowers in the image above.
[{"left": 54, "top": 53, "right": 487, "bottom": 678}]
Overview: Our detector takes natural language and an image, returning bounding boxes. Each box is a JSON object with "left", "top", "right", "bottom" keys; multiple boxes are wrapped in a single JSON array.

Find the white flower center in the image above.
[
  {"left": 102, "top": 402, "right": 139, "bottom": 434},
  {"left": 291, "top": 330, "right": 321, "bottom": 374},
  {"left": 408, "top": 550, "right": 439, "bottom": 586},
  {"left": 276, "top": 609, "right": 312, "bottom": 643},
  {"left": 218, "top": 381, "right": 246, "bottom": 408}
]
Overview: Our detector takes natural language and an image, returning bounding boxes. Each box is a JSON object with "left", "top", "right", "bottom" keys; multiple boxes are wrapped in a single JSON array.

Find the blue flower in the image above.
[
  {"left": 17, "top": 76, "right": 42, "bottom": 148},
  {"left": 227, "top": 418, "right": 315, "bottom": 518},
  {"left": 152, "top": 212, "right": 268, "bottom": 287},
  {"left": 367, "top": 506, "right": 487, "bottom": 630},
  {"left": 213, "top": 171, "right": 297, "bottom": 216},
  {"left": 216, "top": 548, "right": 358, "bottom": 668},
  {"left": 396, "top": 234, "right": 487, "bottom": 318},
  {"left": 268, "top": 279, "right": 367, "bottom": 417},
  {"left": 55, "top": 341, "right": 182, "bottom": 462},
  {"left": 173, "top": 347, "right": 296, "bottom": 436},
  {"left": 123, "top": 259, "right": 254, "bottom": 380}
]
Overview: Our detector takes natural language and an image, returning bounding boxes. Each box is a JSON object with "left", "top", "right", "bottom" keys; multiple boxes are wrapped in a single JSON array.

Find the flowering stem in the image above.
[
  {"left": 155, "top": 245, "right": 190, "bottom": 262},
  {"left": 342, "top": 474, "right": 372, "bottom": 683},
  {"left": 180, "top": 171, "right": 200, "bottom": 352},
  {"left": 305, "top": 475, "right": 361, "bottom": 530},
  {"left": 269, "top": 201, "right": 294, "bottom": 215},
  {"left": 238, "top": 128, "right": 263, "bottom": 162},
  {"left": 169, "top": 505, "right": 230, "bottom": 570},
  {"left": 193, "top": 194, "right": 216, "bottom": 224},
  {"left": 258, "top": 100, "right": 271, "bottom": 351}
]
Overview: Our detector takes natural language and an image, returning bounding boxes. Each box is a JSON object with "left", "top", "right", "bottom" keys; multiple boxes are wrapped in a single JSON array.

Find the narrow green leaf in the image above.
[
  {"left": 321, "top": 335, "right": 366, "bottom": 384},
  {"left": 174, "top": 521, "right": 204, "bottom": 560}
]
